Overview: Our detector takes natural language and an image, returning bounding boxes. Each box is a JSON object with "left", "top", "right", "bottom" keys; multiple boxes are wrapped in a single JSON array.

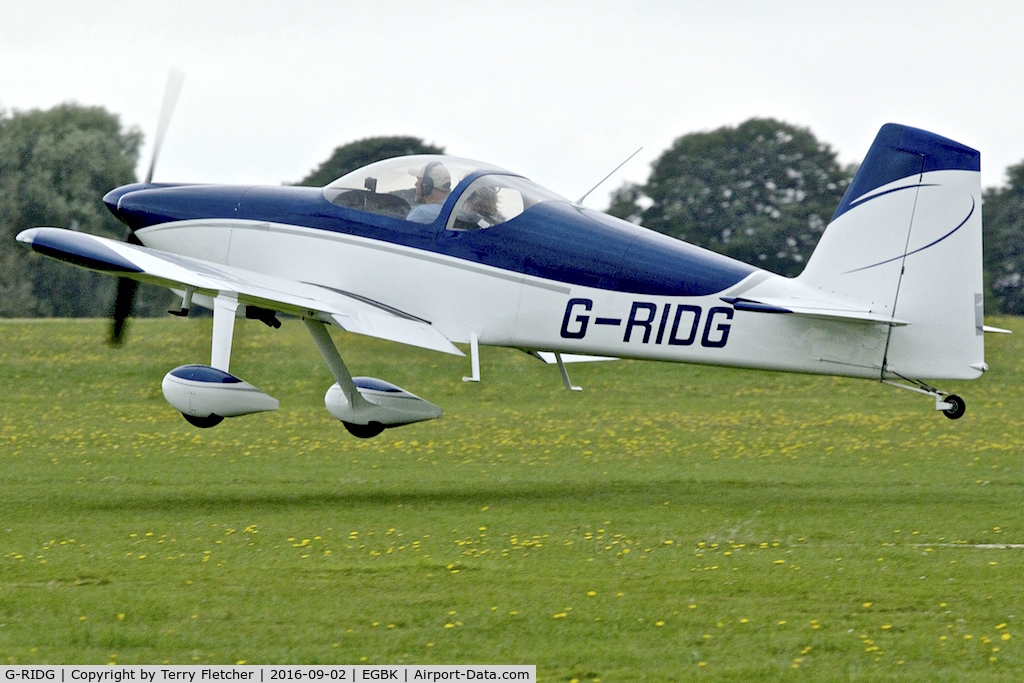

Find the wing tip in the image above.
[{"left": 18, "top": 227, "right": 143, "bottom": 274}]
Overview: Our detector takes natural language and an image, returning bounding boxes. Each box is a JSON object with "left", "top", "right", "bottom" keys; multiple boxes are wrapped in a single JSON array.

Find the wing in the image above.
[{"left": 17, "top": 227, "right": 463, "bottom": 356}]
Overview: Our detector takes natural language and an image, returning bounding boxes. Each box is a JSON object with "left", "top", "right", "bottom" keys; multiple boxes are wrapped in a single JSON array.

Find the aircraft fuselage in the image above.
[{"left": 107, "top": 176, "right": 889, "bottom": 380}]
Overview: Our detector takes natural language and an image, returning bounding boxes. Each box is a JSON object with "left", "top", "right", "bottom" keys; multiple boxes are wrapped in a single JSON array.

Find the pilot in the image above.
[{"left": 406, "top": 161, "right": 451, "bottom": 223}]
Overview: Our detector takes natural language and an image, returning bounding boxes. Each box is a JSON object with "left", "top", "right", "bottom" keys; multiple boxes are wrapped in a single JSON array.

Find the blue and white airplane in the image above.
[{"left": 17, "top": 123, "right": 994, "bottom": 437}]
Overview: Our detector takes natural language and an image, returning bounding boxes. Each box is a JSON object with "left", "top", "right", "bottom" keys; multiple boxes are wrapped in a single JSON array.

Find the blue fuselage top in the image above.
[{"left": 105, "top": 172, "right": 756, "bottom": 298}]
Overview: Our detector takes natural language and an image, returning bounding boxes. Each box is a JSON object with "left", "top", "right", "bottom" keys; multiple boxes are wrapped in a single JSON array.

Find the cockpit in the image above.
[{"left": 322, "top": 155, "right": 566, "bottom": 231}]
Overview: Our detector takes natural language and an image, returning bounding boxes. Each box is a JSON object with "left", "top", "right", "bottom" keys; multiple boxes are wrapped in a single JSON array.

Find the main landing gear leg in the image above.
[
  {"left": 211, "top": 292, "right": 239, "bottom": 372},
  {"left": 462, "top": 331, "right": 481, "bottom": 383},
  {"left": 304, "top": 319, "right": 383, "bottom": 438},
  {"left": 554, "top": 352, "right": 583, "bottom": 392},
  {"left": 882, "top": 379, "right": 966, "bottom": 420}
]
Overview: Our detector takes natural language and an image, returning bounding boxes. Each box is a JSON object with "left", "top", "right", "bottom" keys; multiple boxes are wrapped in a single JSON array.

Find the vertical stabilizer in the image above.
[{"left": 798, "top": 124, "right": 984, "bottom": 380}]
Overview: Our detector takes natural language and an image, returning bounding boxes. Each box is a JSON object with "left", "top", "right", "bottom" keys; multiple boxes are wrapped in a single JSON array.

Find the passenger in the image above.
[
  {"left": 458, "top": 186, "right": 502, "bottom": 229},
  {"left": 406, "top": 162, "right": 451, "bottom": 223}
]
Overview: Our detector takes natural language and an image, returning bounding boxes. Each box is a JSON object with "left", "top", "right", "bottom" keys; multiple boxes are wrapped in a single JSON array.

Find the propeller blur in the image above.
[{"left": 109, "top": 68, "right": 186, "bottom": 346}]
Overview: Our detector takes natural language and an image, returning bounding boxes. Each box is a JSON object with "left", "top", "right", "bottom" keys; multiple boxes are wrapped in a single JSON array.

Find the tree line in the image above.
[{"left": 2, "top": 105, "right": 1024, "bottom": 318}]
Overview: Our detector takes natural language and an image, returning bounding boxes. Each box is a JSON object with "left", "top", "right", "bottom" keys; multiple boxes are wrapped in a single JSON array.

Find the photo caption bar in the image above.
[{"left": 1, "top": 667, "right": 535, "bottom": 683}]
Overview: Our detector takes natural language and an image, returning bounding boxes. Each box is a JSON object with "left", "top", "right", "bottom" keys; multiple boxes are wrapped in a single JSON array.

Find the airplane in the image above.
[{"left": 16, "top": 115, "right": 997, "bottom": 438}]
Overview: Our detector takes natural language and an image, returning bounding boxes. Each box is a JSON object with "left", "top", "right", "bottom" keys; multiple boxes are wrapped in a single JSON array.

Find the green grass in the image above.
[{"left": 2, "top": 316, "right": 1024, "bottom": 679}]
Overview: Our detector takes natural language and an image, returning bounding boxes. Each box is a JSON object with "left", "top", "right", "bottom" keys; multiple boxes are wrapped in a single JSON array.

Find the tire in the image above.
[
  {"left": 942, "top": 394, "right": 966, "bottom": 420},
  {"left": 343, "top": 421, "right": 385, "bottom": 438},
  {"left": 183, "top": 413, "right": 224, "bottom": 428}
]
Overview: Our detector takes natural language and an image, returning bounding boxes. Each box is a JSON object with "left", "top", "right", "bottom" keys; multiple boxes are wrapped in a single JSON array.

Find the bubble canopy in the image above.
[{"left": 322, "top": 155, "right": 567, "bottom": 229}]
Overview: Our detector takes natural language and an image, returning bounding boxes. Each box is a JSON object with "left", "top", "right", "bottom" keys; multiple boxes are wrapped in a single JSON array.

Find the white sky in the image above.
[{"left": 3, "top": 1, "right": 1023, "bottom": 208}]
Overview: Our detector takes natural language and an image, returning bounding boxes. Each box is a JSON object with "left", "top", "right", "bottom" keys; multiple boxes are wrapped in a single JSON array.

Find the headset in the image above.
[
  {"left": 417, "top": 162, "right": 450, "bottom": 197},
  {"left": 419, "top": 161, "right": 440, "bottom": 196}
]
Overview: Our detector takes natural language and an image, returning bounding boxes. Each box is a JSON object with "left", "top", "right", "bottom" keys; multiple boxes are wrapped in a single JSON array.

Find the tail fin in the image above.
[{"left": 798, "top": 124, "right": 984, "bottom": 380}]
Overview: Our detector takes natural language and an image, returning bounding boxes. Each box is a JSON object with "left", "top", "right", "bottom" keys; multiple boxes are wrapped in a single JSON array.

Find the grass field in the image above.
[{"left": 2, "top": 316, "right": 1023, "bottom": 679}]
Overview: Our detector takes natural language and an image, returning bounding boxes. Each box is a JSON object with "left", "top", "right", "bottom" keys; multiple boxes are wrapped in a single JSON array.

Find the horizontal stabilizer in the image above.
[
  {"left": 721, "top": 296, "right": 909, "bottom": 326},
  {"left": 528, "top": 351, "right": 619, "bottom": 364}
]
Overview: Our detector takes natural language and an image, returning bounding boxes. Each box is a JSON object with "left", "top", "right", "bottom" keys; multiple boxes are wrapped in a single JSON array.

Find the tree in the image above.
[
  {"left": 0, "top": 103, "right": 175, "bottom": 317},
  {"left": 982, "top": 162, "right": 1024, "bottom": 314},
  {"left": 296, "top": 136, "right": 443, "bottom": 186},
  {"left": 609, "top": 119, "right": 853, "bottom": 277}
]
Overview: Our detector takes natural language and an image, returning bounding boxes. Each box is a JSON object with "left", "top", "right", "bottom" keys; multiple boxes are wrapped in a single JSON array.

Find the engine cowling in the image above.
[
  {"left": 325, "top": 377, "right": 442, "bottom": 436},
  {"left": 162, "top": 365, "right": 279, "bottom": 427}
]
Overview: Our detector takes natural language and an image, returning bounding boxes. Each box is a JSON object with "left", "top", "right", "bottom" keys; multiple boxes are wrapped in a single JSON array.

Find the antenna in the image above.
[{"left": 575, "top": 146, "right": 643, "bottom": 206}]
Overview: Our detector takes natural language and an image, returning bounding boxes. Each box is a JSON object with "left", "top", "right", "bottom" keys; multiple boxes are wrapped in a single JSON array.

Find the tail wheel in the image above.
[{"left": 942, "top": 394, "right": 966, "bottom": 420}]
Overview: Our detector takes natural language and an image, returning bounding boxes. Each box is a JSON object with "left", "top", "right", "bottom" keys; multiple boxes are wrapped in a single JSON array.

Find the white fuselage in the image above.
[{"left": 138, "top": 218, "right": 891, "bottom": 380}]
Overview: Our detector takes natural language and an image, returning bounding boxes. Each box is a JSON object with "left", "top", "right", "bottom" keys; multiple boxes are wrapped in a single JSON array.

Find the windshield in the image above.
[{"left": 323, "top": 155, "right": 508, "bottom": 222}]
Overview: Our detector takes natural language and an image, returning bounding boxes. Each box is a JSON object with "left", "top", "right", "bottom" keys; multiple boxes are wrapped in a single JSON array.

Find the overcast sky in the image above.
[{"left": 3, "top": 1, "right": 1022, "bottom": 208}]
